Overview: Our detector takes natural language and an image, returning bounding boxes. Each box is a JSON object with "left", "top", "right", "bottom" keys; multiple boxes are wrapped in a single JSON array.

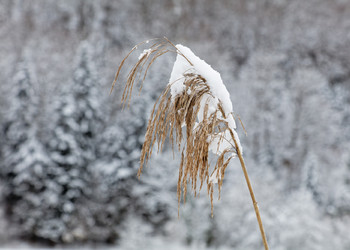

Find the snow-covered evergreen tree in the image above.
[
  {"left": 89, "top": 101, "right": 146, "bottom": 242},
  {"left": 91, "top": 62, "right": 175, "bottom": 241},
  {"left": 0, "top": 59, "right": 60, "bottom": 242},
  {"left": 45, "top": 41, "right": 105, "bottom": 243}
]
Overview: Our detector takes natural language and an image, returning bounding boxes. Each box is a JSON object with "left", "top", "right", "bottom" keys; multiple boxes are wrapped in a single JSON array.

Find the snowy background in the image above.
[{"left": 0, "top": 0, "right": 350, "bottom": 249}]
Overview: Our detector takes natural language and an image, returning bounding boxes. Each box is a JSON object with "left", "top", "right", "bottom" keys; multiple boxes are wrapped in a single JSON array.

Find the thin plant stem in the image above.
[{"left": 231, "top": 133, "right": 269, "bottom": 250}]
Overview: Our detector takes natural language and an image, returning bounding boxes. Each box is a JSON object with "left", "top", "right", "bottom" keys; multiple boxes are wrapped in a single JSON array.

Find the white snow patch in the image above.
[
  {"left": 170, "top": 45, "right": 233, "bottom": 115},
  {"left": 168, "top": 44, "right": 242, "bottom": 156},
  {"left": 138, "top": 48, "right": 152, "bottom": 60}
]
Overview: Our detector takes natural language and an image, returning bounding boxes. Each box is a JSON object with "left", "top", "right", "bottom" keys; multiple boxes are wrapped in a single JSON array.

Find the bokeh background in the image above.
[{"left": 0, "top": 1, "right": 350, "bottom": 249}]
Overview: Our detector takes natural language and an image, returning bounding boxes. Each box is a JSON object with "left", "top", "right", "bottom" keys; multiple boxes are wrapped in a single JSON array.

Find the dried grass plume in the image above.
[{"left": 110, "top": 37, "right": 269, "bottom": 250}]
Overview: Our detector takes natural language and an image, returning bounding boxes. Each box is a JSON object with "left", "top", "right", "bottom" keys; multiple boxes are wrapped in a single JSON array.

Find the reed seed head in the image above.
[{"left": 111, "top": 38, "right": 241, "bottom": 217}]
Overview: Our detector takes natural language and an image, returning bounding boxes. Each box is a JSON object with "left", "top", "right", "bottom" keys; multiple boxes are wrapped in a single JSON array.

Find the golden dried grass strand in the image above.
[
  {"left": 110, "top": 38, "right": 160, "bottom": 95},
  {"left": 237, "top": 113, "right": 248, "bottom": 136},
  {"left": 138, "top": 87, "right": 166, "bottom": 177},
  {"left": 230, "top": 129, "right": 269, "bottom": 250},
  {"left": 140, "top": 49, "right": 170, "bottom": 92},
  {"left": 177, "top": 151, "right": 185, "bottom": 218}
]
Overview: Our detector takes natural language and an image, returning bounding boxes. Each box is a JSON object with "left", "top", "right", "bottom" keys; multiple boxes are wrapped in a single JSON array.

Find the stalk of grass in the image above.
[{"left": 110, "top": 38, "right": 269, "bottom": 250}]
